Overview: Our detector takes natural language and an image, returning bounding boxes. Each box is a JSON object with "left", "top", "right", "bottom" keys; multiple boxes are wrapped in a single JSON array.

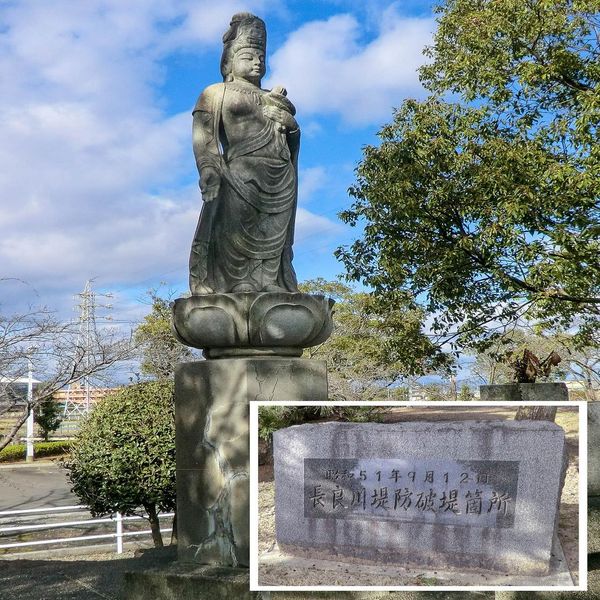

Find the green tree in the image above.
[
  {"left": 134, "top": 291, "right": 193, "bottom": 379},
  {"left": 337, "top": 0, "right": 599, "bottom": 369},
  {"left": 457, "top": 384, "right": 475, "bottom": 402},
  {"left": 34, "top": 398, "right": 62, "bottom": 441},
  {"left": 258, "top": 404, "right": 390, "bottom": 447},
  {"left": 66, "top": 380, "right": 175, "bottom": 547},
  {"left": 300, "top": 278, "right": 450, "bottom": 395}
]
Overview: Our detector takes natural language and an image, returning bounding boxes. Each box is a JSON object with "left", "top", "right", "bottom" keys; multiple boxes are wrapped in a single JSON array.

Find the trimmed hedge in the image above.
[{"left": 0, "top": 441, "right": 72, "bottom": 463}]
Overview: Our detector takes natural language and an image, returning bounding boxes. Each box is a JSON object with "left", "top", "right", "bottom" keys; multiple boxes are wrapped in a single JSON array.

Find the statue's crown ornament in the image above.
[
  {"left": 224, "top": 13, "right": 266, "bottom": 52},
  {"left": 220, "top": 13, "right": 266, "bottom": 81}
]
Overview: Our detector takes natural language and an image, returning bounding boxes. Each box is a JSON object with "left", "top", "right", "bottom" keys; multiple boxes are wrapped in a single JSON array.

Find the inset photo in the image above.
[{"left": 250, "top": 402, "right": 585, "bottom": 592}]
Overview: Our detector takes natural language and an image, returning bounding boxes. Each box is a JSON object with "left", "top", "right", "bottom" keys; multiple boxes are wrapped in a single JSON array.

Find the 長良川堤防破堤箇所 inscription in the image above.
[{"left": 303, "top": 458, "right": 519, "bottom": 528}]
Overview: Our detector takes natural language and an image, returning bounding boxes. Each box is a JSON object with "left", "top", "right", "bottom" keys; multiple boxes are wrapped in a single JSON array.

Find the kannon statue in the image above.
[{"left": 189, "top": 12, "right": 300, "bottom": 294}]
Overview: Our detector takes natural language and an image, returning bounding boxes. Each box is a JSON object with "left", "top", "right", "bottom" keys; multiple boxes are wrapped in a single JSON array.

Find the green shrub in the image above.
[
  {"left": 35, "top": 441, "right": 72, "bottom": 457},
  {"left": 258, "top": 405, "right": 389, "bottom": 443},
  {"left": 65, "top": 380, "right": 175, "bottom": 547},
  {"left": 0, "top": 444, "right": 25, "bottom": 462},
  {"left": 0, "top": 440, "right": 71, "bottom": 463}
]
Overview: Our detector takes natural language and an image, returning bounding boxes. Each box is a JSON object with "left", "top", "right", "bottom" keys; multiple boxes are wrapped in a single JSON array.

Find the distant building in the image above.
[{"left": 53, "top": 383, "right": 118, "bottom": 417}]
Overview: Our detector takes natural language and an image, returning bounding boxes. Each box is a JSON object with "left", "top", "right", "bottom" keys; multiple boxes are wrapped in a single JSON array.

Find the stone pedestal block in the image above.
[
  {"left": 479, "top": 382, "right": 568, "bottom": 402},
  {"left": 175, "top": 357, "right": 327, "bottom": 567},
  {"left": 122, "top": 565, "right": 265, "bottom": 600}
]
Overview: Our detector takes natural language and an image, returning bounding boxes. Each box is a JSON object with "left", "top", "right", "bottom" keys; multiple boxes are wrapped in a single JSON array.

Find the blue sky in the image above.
[{"left": 0, "top": 0, "right": 436, "bottom": 332}]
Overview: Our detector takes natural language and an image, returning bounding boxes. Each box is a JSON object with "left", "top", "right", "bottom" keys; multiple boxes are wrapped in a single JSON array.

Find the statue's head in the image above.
[{"left": 220, "top": 13, "right": 266, "bottom": 83}]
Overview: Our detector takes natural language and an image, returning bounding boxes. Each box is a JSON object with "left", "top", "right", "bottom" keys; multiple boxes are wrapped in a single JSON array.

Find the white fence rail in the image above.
[{"left": 0, "top": 505, "right": 173, "bottom": 554}]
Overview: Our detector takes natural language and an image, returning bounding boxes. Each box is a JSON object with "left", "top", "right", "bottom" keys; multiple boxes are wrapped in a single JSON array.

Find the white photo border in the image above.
[{"left": 249, "top": 400, "right": 587, "bottom": 592}]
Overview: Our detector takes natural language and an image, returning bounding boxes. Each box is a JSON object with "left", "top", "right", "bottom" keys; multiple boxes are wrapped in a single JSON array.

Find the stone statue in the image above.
[
  {"left": 168, "top": 15, "right": 333, "bottom": 576},
  {"left": 189, "top": 12, "right": 300, "bottom": 294},
  {"left": 174, "top": 13, "right": 333, "bottom": 358}
]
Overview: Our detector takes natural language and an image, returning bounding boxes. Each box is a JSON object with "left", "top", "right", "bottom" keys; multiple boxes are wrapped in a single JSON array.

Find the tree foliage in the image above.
[
  {"left": 66, "top": 380, "right": 176, "bottom": 547},
  {"left": 300, "top": 278, "right": 450, "bottom": 392},
  {"left": 258, "top": 404, "right": 390, "bottom": 445},
  {"left": 337, "top": 0, "right": 599, "bottom": 368},
  {"left": 34, "top": 398, "right": 62, "bottom": 441},
  {"left": 134, "top": 291, "right": 192, "bottom": 379}
]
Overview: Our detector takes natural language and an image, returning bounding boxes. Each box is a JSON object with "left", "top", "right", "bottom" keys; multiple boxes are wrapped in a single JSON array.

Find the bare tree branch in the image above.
[{"left": 0, "top": 302, "right": 134, "bottom": 452}]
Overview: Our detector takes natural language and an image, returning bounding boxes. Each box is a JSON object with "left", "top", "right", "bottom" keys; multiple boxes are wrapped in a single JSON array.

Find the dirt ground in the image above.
[{"left": 257, "top": 406, "right": 580, "bottom": 588}]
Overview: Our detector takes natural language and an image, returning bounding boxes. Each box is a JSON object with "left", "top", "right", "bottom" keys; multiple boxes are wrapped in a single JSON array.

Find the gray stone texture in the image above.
[
  {"left": 479, "top": 382, "right": 568, "bottom": 402},
  {"left": 122, "top": 565, "right": 265, "bottom": 600},
  {"left": 274, "top": 421, "right": 567, "bottom": 575},
  {"left": 175, "top": 358, "right": 327, "bottom": 567},
  {"left": 589, "top": 403, "right": 600, "bottom": 495},
  {"left": 589, "top": 496, "right": 600, "bottom": 553},
  {"left": 122, "top": 563, "right": 482, "bottom": 600},
  {"left": 189, "top": 14, "right": 300, "bottom": 296},
  {"left": 172, "top": 292, "right": 334, "bottom": 357}
]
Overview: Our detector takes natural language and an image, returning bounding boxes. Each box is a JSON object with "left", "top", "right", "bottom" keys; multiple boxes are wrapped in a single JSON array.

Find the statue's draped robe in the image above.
[{"left": 190, "top": 82, "right": 299, "bottom": 294}]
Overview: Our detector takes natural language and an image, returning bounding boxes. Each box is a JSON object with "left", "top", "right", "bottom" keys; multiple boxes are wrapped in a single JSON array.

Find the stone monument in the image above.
[
  {"left": 274, "top": 421, "right": 568, "bottom": 578},
  {"left": 171, "top": 11, "right": 333, "bottom": 570}
]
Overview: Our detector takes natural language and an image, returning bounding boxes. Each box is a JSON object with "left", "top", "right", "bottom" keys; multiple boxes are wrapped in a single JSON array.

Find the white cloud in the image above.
[
  {"left": 0, "top": 0, "right": 272, "bottom": 310},
  {"left": 300, "top": 120, "right": 323, "bottom": 138},
  {"left": 295, "top": 207, "right": 344, "bottom": 245},
  {"left": 298, "top": 166, "right": 327, "bottom": 204},
  {"left": 163, "top": 1, "right": 271, "bottom": 50},
  {"left": 265, "top": 11, "right": 433, "bottom": 125}
]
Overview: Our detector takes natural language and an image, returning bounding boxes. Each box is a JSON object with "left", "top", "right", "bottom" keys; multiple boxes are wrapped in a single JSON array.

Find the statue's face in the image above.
[{"left": 231, "top": 47, "right": 265, "bottom": 85}]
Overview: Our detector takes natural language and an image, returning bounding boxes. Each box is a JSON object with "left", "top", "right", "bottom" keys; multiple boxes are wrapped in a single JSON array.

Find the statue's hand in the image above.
[
  {"left": 271, "top": 85, "right": 287, "bottom": 97},
  {"left": 200, "top": 167, "right": 221, "bottom": 202},
  {"left": 263, "top": 105, "right": 298, "bottom": 133}
]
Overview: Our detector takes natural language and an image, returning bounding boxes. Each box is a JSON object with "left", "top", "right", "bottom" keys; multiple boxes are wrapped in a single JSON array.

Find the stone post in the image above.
[{"left": 175, "top": 356, "right": 328, "bottom": 566}]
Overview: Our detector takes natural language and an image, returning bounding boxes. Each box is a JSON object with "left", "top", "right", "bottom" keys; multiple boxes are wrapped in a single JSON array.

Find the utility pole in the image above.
[
  {"left": 26, "top": 354, "right": 34, "bottom": 462},
  {"left": 450, "top": 375, "right": 458, "bottom": 401}
]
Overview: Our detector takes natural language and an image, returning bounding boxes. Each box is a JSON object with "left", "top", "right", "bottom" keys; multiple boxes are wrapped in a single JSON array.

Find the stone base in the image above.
[
  {"left": 175, "top": 357, "right": 328, "bottom": 567},
  {"left": 122, "top": 565, "right": 264, "bottom": 600},
  {"left": 122, "top": 563, "right": 480, "bottom": 599},
  {"left": 479, "top": 383, "right": 568, "bottom": 402},
  {"left": 259, "top": 535, "right": 573, "bottom": 588},
  {"left": 172, "top": 292, "right": 334, "bottom": 357}
]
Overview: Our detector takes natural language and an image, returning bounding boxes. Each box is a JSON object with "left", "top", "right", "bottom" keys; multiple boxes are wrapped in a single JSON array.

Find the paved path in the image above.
[{"left": 0, "top": 461, "right": 79, "bottom": 511}]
